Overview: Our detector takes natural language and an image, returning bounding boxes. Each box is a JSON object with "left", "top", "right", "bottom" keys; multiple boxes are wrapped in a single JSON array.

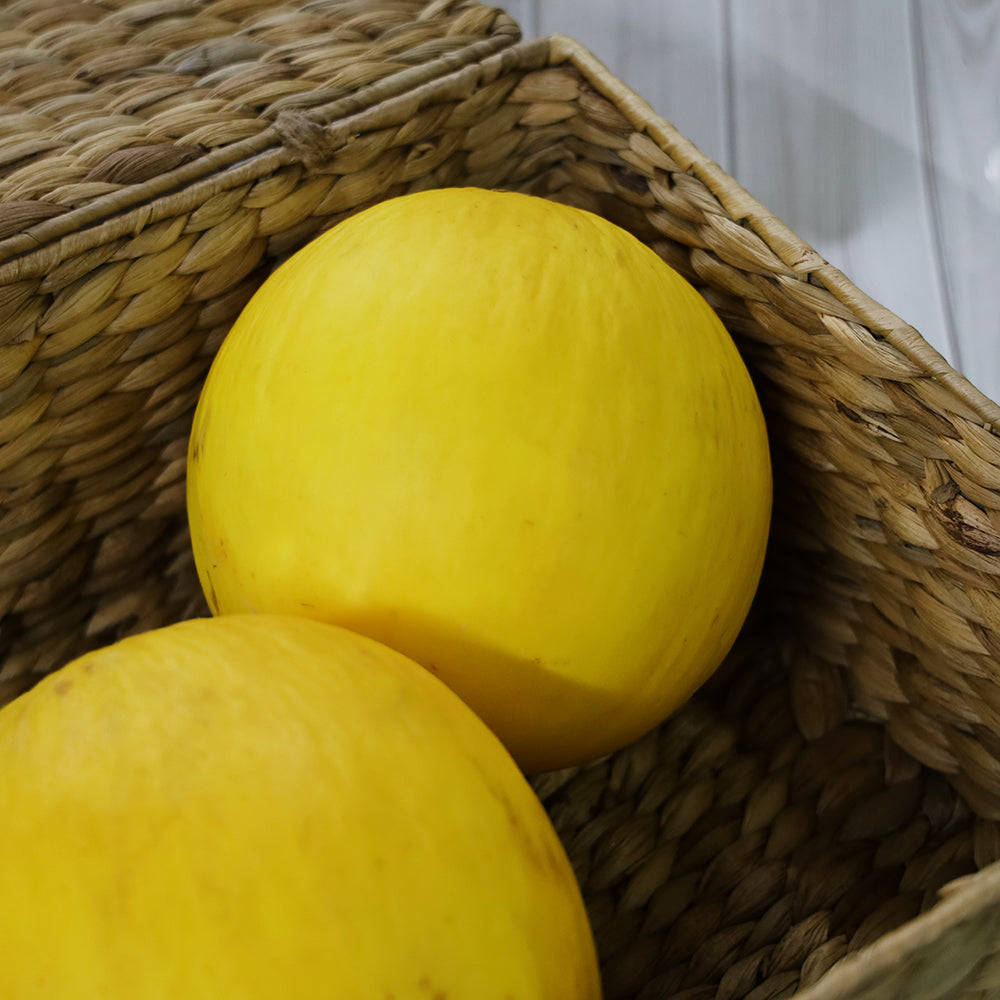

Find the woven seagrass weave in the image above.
[
  {"left": 2, "top": 6, "right": 1000, "bottom": 999},
  {"left": 0, "top": 0, "right": 518, "bottom": 206}
]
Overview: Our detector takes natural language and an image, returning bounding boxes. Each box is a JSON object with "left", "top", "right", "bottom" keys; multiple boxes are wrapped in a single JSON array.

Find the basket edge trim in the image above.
[
  {"left": 548, "top": 33, "right": 1000, "bottom": 431},
  {"left": 790, "top": 860, "right": 1000, "bottom": 1000},
  {"left": 0, "top": 21, "right": 522, "bottom": 271}
]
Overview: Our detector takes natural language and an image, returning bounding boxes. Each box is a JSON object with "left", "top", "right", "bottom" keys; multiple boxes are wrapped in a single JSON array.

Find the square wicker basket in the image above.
[{"left": 2, "top": 3, "right": 1000, "bottom": 998}]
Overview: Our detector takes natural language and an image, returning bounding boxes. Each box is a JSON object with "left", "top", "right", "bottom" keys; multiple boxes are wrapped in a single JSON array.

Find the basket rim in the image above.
[
  {"left": 545, "top": 34, "right": 1000, "bottom": 433},
  {"left": 794, "top": 859, "right": 1000, "bottom": 1000},
  {"left": 3, "top": 28, "right": 996, "bottom": 437},
  {"left": 0, "top": 14, "right": 520, "bottom": 275}
]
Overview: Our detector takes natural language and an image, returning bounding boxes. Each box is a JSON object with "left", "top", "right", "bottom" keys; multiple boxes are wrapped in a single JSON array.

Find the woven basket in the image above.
[{"left": 3, "top": 3, "right": 1000, "bottom": 998}]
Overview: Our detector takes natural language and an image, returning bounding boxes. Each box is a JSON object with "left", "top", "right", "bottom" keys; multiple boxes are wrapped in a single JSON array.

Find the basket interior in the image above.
[{"left": 3, "top": 22, "right": 1000, "bottom": 1000}]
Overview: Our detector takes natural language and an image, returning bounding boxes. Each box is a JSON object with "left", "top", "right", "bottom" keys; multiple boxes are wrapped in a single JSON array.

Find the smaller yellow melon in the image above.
[{"left": 0, "top": 615, "right": 599, "bottom": 999}]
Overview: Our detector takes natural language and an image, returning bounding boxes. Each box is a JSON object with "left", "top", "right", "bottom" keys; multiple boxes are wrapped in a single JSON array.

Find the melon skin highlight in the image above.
[{"left": 187, "top": 187, "right": 773, "bottom": 772}]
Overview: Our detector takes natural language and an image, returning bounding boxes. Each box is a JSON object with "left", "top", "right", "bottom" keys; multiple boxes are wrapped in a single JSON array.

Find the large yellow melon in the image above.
[
  {"left": 0, "top": 615, "right": 599, "bottom": 998},
  {"left": 187, "top": 187, "right": 771, "bottom": 771}
]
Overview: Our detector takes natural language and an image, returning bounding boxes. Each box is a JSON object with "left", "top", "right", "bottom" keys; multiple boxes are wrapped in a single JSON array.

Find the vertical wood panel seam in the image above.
[
  {"left": 720, "top": 0, "right": 737, "bottom": 177},
  {"left": 908, "top": 0, "right": 963, "bottom": 370},
  {"left": 526, "top": 0, "right": 539, "bottom": 40}
]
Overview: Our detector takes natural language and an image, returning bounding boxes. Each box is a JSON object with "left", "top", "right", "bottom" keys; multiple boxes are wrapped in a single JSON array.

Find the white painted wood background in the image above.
[{"left": 504, "top": 0, "right": 1000, "bottom": 404}]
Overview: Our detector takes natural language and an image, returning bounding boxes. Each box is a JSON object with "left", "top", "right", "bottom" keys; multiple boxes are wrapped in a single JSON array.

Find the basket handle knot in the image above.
[{"left": 272, "top": 112, "right": 338, "bottom": 170}]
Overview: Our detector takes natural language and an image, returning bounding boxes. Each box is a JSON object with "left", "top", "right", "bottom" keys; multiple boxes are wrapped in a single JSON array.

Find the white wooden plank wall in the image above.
[
  {"left": 912, "top": 1, "right": 1000, "bottom": 401},
  {"left": 506, "top": 0, "right": 1000, "bottom": 403}
]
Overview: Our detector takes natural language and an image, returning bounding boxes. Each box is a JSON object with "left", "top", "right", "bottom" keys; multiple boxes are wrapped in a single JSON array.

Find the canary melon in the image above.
[
  {"left": 187, "top": 187, "right": 771, "bottom": 771},
  {"left": 0, "top": 615, "right": 598, "bottom": 998}
]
